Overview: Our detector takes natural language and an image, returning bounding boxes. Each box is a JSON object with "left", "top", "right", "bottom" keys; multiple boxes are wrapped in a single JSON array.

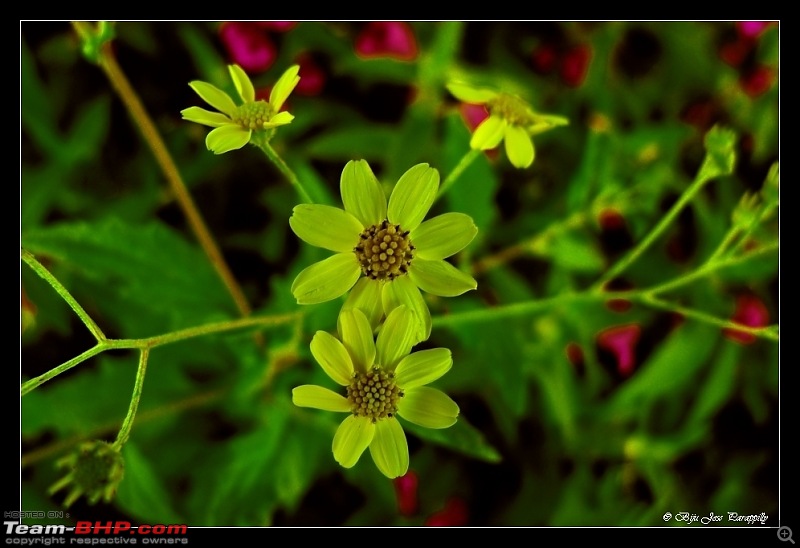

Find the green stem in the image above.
[
  {"left": 21, "top": 312, "right": 300, "bottom": 395},
  {"left": 642, "top": 241, "right": 778, "bottom": 296},
  {"left": 255, "top": 140, "right": 314, "bottom": 204},
  {"left": 432, "top": 292, "right": 601, "bottom": 327},
  {"left": 70, "top": 22, "right": 252, "bottom": 319},
  {"left": 432, "top": 291, "right": 777, "bottom": 342},
  {"left": 21, "top": 249, "right": 106, "bottom": 341},
  {"left": 592, "top": 171, "right": 716, "bottom": 290},
  {"left": 21, "top": 344, "right": 106, "bottom": 396},
  {"left": 436, "top": 149, "right": 480, "bottom": 202},
  {"left": 113, "top": 348, "right": 149, "bottom": 450},
  {"left": 705, "top": 226, "right": 741, "bottom": 264},
  {"left": 635, "top": 294, "right": 779, "bottom": 342}
]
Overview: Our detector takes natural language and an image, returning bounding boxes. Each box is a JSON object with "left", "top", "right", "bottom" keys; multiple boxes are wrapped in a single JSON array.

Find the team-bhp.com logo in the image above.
[{"left": 6, "top": 520, "right": 188, "bottom": 544}]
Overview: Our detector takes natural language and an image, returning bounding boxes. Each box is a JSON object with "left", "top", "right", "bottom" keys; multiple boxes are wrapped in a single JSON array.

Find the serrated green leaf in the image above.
[
  {"left": 22, "top": 218, "right": 235, "bottom": 336},
  {"left": 116, "top": 442, "right": 184, "bottom": 523},
  {"left": 188, "top": 407, "right": 289, "bottom": 525}
]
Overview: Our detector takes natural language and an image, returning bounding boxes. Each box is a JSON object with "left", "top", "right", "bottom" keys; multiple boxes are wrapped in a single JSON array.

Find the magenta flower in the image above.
[
  {"left": 355, "top": 22, "right": 418, "bottom": 61},
  {"left": 219, "top": 22, "right": 277, "bottom": 74},
  {"left": 560, "top": 44, "right": 592, "bottom": 87},
  {"left": 739, "top": 66, "right": 775, "bottom": 98},
  {"left": 425, "top": 498, "right": 468, "bottom": 526},
  {"left": 736, "top": 21, "right": 772, "bottom": 39},
  {"left": 723, "top": 294, "right": 769, "bottom": 345},
  {"left": 597, "top": 324, "right": 641, "bottom": 377},
  {"left": 255, "top": 21, "right": 297, "bottom": 32},
  {"left": 295, "top": 52, "right": 326, "bottom": 96},
  {"left": 393, "top": 471, "right": 419, "bottom": 517}
]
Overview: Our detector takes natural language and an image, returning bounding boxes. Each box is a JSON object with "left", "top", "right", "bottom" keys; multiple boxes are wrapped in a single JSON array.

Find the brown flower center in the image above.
[
  {"left": 346, "top": 367, "right": 403, "bottom": 422},
  {"left": 354, "top": 220, "right": 414, "bottom": 281}
]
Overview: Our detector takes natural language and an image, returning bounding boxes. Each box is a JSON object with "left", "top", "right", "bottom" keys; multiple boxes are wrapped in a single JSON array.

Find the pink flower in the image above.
[
  {"left": 355, "top": 22, "right": 418, "bottom": 61},
  {"left": 531, "top": 43, "right": 559, "bottom": 75},
  {"left": 736, "top": 21, "right": 772, "bottom": 39},
  {"left": 459, "top": 103, "right": 489, "bottom": 132},
  {"left": 294, "top": 53, "right": 326, "bottom": 96},
  {"left": 560, "top": 44, "right": 592, "bottom": 87},
  {"left": 219, "top": 22, "right": 277, "bottom": 74},
  {"left": 393, "top": 471, "right": 418, "bottom": 517},
  {"left": 255, "top": 21, "right": 297, "bottom": 32},
  {"left": 739, "top": 66, "right": 775, "bottom": 98},
  {"left": 597, "top": 324, "right": 641, "bottom": 377},
  {"left": 723, "top": 294, "right": 769, "bottom": 345},
  {"left": 425, "top": 497, "right": 468, "bottom": 526}
]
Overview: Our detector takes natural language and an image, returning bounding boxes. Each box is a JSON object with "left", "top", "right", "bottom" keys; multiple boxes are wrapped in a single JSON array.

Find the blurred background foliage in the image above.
[{"left": 20, "top": 21, "right": 778, "bottom": 526}]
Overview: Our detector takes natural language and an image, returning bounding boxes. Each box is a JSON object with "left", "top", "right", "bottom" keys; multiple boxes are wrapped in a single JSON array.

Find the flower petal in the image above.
[
  {"left": 369, "top": 418, "right": 409, "bottom": 479},
  {"left": 398, "top": 386, "right": 459, "bottom": 429},
  {"left": 269, "top": 64, "right": 301, "bottom": 111},
  {"left": 228, "top": 64, "right": 255, "bottom": 104},
  {"left": 333, "top": 415, "right": 375, "bottom": 469},
  {"left": 341, "top": 160, "right": 387, "bottom": 227},
  {"left": 411, "top": 213, "right": 478, "bottom": 260},
  {"left": 291, "top": 253, "right": 361, "bottom": 304},
  {"left": 446, "top": 82, "right": 498, "bottom": 104},
  {"left": 188, "top": 80, "right": 238, "bottom": 118},
  {"left": 470, "top": 115, "right": 506, "bottom": 150},
  {"left": 180, "top": 106, "right": 232, "bottom": 128},
  {"left": 337, "top": 308, "right": 376, "bottom": 374},
  {"left": 381, "top": 276, "right": 431, "bottom": 343},
  {"left": 395, "top": 348, "right": 452, "bottom": 389},
  {"left": 289, "top": 204, "right": 362, "bottom": 252},
  {"left": 310, "top": 330, "right": 354, "bottom": 386},
  {"left": 205, "top": 125, "right": 251, "bottom": 154},
  {"left": 408, "top": 258, "right": 477, "bottom": 297},
  {"left": 292, "top": 385, "right": 351, "bottom": 412},
  {"left": 504, "top": 124, "right": 535, "bottom": 168},
  {"left": 342, "top": 277, "right": 384, "bottom": 331},
  {"left": 387, "top": 163, "right": 439, "bottom": 232},
  {"left": 265, "top": 111, "right": 294, "bottom": 127},
  {"left": 376, "top": 305, "right": 417, "bottom": 370}
]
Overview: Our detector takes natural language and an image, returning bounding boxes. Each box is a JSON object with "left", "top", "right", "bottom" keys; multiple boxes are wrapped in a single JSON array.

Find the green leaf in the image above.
[
  {"left": 607, "top": 324, "right": 718, "bottom": 415},
  {"left": 186, "top": 403, "right": 293, "bottom": 525},
  {"left": 21, "top": 355, "right": 135, "bottom": 438},
  {"left": 538, "top": 231, "right": 605, "bottom": 273},
  {"left": 22, "top": 218, "right": 235, "bottom": 336},
  {"left": 116, "top": 442, "right": 184, "bottom": 523},
  {"left": 402, "top": 415, "right": 502, "bottom": 463},
  {"left": 687, "top": 342, "right": 740, "bottom": 425}
]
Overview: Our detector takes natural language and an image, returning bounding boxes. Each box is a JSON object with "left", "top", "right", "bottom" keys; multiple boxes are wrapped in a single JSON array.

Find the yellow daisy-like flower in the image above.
[
  {"left": 292, "top": 306, "right": 459, "bottom": 479},
  {"left": 289, "top": 160, "right": 478, "bottom": 342},
  {"left": 446, "top": 82, "right": 568, "bottom": 169},
  {"left": 181, "top": 64, "right": 300, "bottom": 154}
]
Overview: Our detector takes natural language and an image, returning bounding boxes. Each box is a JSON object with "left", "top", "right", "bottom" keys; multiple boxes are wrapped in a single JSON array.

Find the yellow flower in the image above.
[
  {"left": 447, "top": 82, "right": 568, "bottom": 169},
  {"left": 181, "top": 64, "right": 299, "bottom": 154},
  {"left": 292, "top": 306, "right": 459, "bottom": 478},
  {"left": 289, "top": 160, "right": 478, "bottom": 342}
]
